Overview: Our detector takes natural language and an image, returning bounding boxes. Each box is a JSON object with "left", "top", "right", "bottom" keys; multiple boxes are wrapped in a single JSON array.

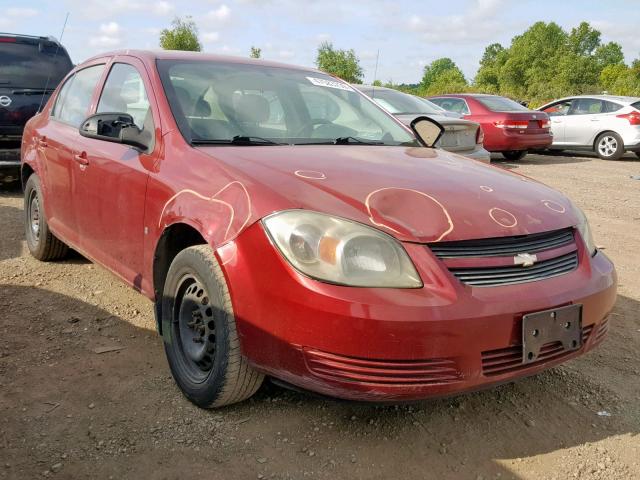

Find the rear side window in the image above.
[
  {"left": 569, "top": 98, "right": 605, "bottom": 115},
  {"left": 53, "top": 65, "right": 105, "bottom": 127},
  {"left": 0, "top": 40, "right": 73, "bottom": 89},
  {"left": 476, "top": 96, "right": 529, "bottom": 112},
  {"left": 602, "top": 101, "right": 622, "bottom": 113},
  {"left": 97, "top": 63, "right": 152, "bottom": 129},
  {"left": 431, "top": 98, "right": 470, "bottom": 115}
]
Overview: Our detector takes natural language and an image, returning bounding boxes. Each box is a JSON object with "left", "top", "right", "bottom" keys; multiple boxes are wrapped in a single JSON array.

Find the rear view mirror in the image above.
[
  {"left": 79, "top": 112, "right": 151, "bottom": 152},
  {"left": 410, "top": 116, "right": 444, "bottom": 148}
]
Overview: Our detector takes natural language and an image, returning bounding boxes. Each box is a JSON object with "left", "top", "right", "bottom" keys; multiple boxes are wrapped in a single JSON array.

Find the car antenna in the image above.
[
  {"left": 371, "top": 49, "right": 379, "bottom": 99},
  {"left": 37, "top": 12, "right": 70, "bottom": 113}
]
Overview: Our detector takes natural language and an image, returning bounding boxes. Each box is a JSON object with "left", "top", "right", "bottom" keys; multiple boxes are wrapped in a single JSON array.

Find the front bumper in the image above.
[{"left": 219, "top": 222, "right": 617, "bottom": 402}]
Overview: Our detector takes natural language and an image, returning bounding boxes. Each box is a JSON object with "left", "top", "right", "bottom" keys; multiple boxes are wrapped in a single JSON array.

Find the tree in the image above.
[
  {"left": 315, "top": 42, "right": 364, "bottom": 83},
  {"left": 372, "top": 79, "right": 383, "bottom": 86},
  {"left": 419, "top": 58, "right": 467, "bottom": 95},
  {"left": 250, "top": 46, "right": 261, "bottom": 59},
  {"left": 474, "top": 43, "right": 507, "bottom": 93},
  {"left": 159, "top": 16, "right": 202, "bottom": 52}
]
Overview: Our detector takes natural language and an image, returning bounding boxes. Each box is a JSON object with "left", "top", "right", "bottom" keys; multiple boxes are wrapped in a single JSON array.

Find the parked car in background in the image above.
[
  {"left": 357, "top": 86, "right": 490, "bottom": 162},
  {"left": 538, "top": 95, "right": 640, "bottom": 160},
  {"left": 22, "top": 50, "right": 616, "bottom": 408},
  {"left": 0, "top": 33, "right": 73, "bottom": 183},
  {"left": 429, "top": 94, "right": 553, "bottom": 160}
]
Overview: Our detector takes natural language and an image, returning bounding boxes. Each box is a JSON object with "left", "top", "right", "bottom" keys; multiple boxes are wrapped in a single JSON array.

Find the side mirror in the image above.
[
  {"left": 409, "top": 116, "right": 444, "bottom": 148},
  {"left": 79, "top": 112, "right": 151, "bottom": 152}
]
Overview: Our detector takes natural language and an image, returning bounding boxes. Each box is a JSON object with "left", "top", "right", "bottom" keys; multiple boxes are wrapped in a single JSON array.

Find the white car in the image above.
[{"left": 538, "top": 95, "right": 640, "bottom": 160}]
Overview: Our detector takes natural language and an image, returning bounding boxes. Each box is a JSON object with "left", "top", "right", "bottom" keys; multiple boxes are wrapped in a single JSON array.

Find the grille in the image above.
[
  {"left": 448, "top": 251, "right": 578, "bottom": 287},
  {"left": 481, "top": 323, "right": 598, "bottom": 377},
  {"left": 304, "top": 348, "right": 462, "bottom": 386},
  {"left": 429, "top": 228, "right": 574, "bottom": 258}
]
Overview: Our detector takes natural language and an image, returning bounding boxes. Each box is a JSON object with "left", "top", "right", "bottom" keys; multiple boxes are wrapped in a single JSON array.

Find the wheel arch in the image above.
[
  {"left": 21, "top": 163, "right": 35, "bottom": 190},
  {"left": 152, "top": 222, "right": 208, "bottom": 334},
  {"left": 592, "top": 130, "right": 620, "bottom": 151}
]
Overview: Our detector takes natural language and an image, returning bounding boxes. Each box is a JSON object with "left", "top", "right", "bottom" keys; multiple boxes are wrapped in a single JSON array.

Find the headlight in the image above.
[
  {"left": 574, "top": 207, "right": 597, "bottom": 256},
  {"left": 262, "top": 210, "right": 423, "bottom": 288}
]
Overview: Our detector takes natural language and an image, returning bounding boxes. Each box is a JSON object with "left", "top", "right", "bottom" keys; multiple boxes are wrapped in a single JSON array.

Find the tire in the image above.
[
  {"left": 24, "top": 174, "right": 68, "bottom": 261},
  {"left": 595, "top": 132, "right": 624, "bottom": 160},
  {"left": 635, "top": 152, "right": 640, "bottom": 159},
  {"left": 502, "top": 150, "right": 527, "bottom": 161},
  {"left": 161, "top": 245, "right": 264, "bottom": 408}
]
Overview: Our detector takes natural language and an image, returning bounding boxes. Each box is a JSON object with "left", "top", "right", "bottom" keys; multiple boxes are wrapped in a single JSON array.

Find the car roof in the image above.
[
  {"left": 548, "top": 94, "right": 640, "bottom": 105},
  {"left": 82, "top": 49, "right": 319, "bottom": 73}
]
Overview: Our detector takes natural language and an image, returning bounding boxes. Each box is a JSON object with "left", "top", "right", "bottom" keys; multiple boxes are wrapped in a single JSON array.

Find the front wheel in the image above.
[
  {"left": 595, "top": 132, "right": 624, "bottom": 160},
  {"left": 502, "top": 150, "right": 527, "bottom": 161},
  {"left": 161, "top": 245, "right": 264, "bottom": 408},
  {"left": 24, "top": 174, "right": 68, "bottom": 261}
]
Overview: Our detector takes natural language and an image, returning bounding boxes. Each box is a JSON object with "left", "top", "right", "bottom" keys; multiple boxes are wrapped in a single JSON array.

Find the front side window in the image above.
[
  {"left": 97, "top": 63, "right": 152, "bottom": 129},
  {"left": 156, "top": 60, "right": 417, "bottom": 146},
  {"left": 53, "top": 64, "right": 105, "bottom": 127},
  {"left": 543, "top": 100, "right": 573, "bottom": 116}
]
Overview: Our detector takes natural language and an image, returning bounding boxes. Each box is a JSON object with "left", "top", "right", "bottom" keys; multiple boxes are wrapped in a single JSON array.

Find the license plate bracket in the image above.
[{"left": 522, "top": 304, "right": 582, "bottom": 364}]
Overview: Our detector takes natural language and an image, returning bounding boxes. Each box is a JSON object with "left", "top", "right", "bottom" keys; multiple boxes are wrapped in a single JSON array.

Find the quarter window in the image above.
[
  {"left": 53, "top": 64, "right": 105, "bottom": 127},
  {"left": 97, "top": 63, "right": 152, "bottom": 129}
]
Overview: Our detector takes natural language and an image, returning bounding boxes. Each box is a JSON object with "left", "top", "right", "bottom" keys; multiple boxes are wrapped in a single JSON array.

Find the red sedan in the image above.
[
  {"left": 429, "top": 94, "right": 553, "bottom": 160},
  {"left": 21, "top": 50, "right": 615, "bottom": 407}
]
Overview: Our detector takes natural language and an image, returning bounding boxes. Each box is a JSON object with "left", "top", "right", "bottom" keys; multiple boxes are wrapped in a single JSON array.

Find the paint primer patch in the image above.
[{"left": 306, "top": 76, "right": 353, "bottom": 91}]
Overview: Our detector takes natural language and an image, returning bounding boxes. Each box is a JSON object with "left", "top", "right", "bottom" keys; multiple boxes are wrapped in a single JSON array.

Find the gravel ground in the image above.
[{"left": 0, "top": 151, "right": 639, "bottom": 480}]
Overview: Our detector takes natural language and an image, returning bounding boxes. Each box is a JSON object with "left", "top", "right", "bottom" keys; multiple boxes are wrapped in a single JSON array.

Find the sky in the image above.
[{"left": 2, "top": 0, "right": 640, "bottom": 84}]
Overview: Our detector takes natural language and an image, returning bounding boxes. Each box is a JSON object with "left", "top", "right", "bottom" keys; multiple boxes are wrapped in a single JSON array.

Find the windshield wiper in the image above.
[
  {"left": 334, "top": 136, "right": 385, "bottom": 145},
  {"left": 191, "top": 135, "right": 286, "bottom": 146}
]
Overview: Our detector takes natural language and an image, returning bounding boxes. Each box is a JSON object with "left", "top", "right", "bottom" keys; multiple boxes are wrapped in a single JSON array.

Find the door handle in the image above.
[{"left": 73, "top": 152, "right": 89, "bottom": 166}]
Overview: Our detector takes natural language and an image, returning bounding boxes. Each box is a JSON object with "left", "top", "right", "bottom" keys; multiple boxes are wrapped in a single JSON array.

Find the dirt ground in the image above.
[{"left": 1, "top": 151, "right": 639, "bottom": 480}]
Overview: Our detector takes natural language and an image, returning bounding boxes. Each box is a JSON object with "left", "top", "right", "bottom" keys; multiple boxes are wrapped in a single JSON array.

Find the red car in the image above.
[
  {"left": 429, "top": 94, "right": 553, "bottom": 160},
  {"left": 21, "top": 50, "right": 616, "bottom": 408}
]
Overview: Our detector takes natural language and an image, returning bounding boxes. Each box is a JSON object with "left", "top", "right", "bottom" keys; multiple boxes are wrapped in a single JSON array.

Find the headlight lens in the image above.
[
  {"left": 575, "top": 207, "right": 597, "bottom": 256},
  {"left": 262, "top": 210, "right": 423, "bottom": 288}
]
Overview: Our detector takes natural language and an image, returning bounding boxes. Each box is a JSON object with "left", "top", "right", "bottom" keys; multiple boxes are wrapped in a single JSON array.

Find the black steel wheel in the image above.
[
  {"left": 161, "top": 245, "right": 264, "bottom": 408},
  {"left": 24, "top": 174, "right": 68, "bottom": 261}
]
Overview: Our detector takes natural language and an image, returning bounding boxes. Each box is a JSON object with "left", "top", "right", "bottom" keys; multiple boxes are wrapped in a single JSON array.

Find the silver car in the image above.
[
  {"left": 538, "top": 95, "right": 640, "bottom": 160},
  {"left": 356, "top": 85, "right": 490, "bottom": 163}
]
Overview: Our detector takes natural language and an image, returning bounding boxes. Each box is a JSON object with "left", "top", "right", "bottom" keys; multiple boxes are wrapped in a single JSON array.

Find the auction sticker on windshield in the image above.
[{"left": 306, "top": 77, "right": 354, "bottom": 91}]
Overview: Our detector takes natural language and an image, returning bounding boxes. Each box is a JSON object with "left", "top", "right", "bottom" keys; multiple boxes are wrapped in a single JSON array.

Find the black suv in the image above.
[{"left": 0, "top": 33, "right": 73, "bottom": 183}]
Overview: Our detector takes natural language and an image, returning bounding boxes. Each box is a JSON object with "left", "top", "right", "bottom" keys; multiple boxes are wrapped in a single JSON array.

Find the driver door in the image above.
[
  {"left": 72, "top": 58, "right": 160, "bottom": 289},
  {"left": 541, "top": 99, "right": 573, "bottom": 144}
]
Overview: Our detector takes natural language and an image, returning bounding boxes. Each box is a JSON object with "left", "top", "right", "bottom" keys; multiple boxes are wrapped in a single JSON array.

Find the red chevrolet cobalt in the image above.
[{"left": 21, "top": 51, "right": 616, "bottom": 407}]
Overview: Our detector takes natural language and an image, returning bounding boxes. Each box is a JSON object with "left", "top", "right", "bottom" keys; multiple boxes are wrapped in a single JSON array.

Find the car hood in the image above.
[{"left": 197, "top": 145, "right": 578, "bottom": 244}]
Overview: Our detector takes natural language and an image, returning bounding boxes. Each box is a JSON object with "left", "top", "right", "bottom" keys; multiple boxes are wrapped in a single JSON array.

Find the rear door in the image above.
[
  {"left": 37, "top": 62, "right": 105, "bottom": 244},
  {"left": 73, "top": 58, "right": 160, "bottom": 288},
  {"left": 563, "top": 98, "right": 622, "bottom": 146}
]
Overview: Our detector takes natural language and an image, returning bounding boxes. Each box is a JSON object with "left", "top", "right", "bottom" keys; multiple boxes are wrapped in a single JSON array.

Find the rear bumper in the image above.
[
  {"left": 220, "top": 222, "right": 617, "bottom": 402},
  {"left": 484, "top": 127, "right": 553, "bottom": 152}
]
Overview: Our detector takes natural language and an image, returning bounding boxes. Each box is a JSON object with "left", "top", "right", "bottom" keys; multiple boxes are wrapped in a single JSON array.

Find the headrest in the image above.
[
  {"left": 194, "top": 98, "right": 211, "bottom": 117},
  {"left": 235, "top": 94, "right": 269, "bottom": 123}
]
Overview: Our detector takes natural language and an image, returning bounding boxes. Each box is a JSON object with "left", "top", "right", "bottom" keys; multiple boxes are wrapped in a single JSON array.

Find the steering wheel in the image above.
[{"left": 293, "top": 118, "right": 333, "bottom": 138}]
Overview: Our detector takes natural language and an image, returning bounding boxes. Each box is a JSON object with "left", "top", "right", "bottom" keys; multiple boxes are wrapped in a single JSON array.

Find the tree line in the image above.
[{"left": 159, "top": 18, "right": 639, "bottom": 106}]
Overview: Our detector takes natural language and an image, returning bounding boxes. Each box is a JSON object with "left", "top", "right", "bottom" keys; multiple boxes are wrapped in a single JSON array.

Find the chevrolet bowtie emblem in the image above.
[{"left": 514, "top": 253, "right": 537, "bottom": 267}]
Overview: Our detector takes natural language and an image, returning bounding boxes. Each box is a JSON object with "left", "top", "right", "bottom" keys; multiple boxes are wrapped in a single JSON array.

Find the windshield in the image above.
[
  {"left": 156, "top": 60, "right": 418, "bottom": 146},
  {"left": 0, "top": 41, "right": 73, "bottom": 89},
  {"left": 476, "top": 96, "right": 529, "bottom": 112},
  {"left": 362, "top": 88, "right": 442, "bottom": 115}
]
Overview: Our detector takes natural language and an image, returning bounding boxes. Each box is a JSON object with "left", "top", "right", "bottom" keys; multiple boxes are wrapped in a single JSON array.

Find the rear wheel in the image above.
[
  {"left": 635, "top": 152, "right": 640, "bottom": 159},
  {"left": 24, "top": 174, "right": 68, "bottom": 261},
  {"left": 595, "top": 132, "right": 624, "bottom": 160},
  {"left": 161, "top": 245, "right": 264, "bottom": 408},
  {"left": 502, "top": 150, "right": 527, "bottom": 161}
]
